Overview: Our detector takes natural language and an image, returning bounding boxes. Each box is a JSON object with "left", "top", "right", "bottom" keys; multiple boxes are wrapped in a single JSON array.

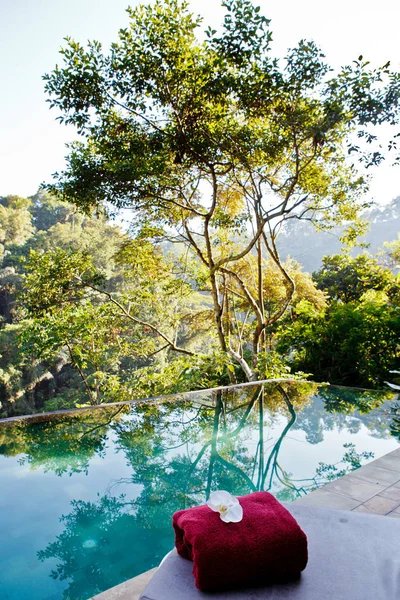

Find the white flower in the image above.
[{"left": 207, "top": 490, "right": 243, "bottom": 523}]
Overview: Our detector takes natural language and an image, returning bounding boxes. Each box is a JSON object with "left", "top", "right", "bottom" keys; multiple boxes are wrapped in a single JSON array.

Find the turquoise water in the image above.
[{"left": 0, "top": 381, "right": 399, "bottom": 600}]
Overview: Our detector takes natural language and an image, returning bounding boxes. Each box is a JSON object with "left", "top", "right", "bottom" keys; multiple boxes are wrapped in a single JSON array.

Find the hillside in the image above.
[{"left": 277, "top": 196, "right": 400, "bottom": 272}]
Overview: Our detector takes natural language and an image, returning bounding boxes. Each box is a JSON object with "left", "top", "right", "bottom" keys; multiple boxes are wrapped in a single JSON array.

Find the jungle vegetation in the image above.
[
  {"left": 1, "top": 0, "right": 400, "bottom": 417},
  {"left": 1, "top": 189, "right": 399, "bottom": 417}
]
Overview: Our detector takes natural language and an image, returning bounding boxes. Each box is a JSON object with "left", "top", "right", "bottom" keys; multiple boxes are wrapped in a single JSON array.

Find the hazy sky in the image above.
[{"left": 1, "top": 0, "right": 399, "bottom": 203}]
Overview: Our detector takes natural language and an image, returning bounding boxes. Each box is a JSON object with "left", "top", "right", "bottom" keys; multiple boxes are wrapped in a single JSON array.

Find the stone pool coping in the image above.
[
  {"left": 2, "top": 379, "right": 393, "bottom": 426},
  {"left": 89, "top": 445, "right": 400, "bottom": 600},
  {"left": 0, "top": 378, "right": 316, "bottom": 424}
]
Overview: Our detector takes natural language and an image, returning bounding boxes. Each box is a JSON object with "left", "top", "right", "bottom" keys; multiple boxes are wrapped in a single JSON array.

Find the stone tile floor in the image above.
[
  {"left": 90, "top": 446, "right": 400, "bottom": 600},
  {"left": 294, "top": 446, "right": 400, "bottom": 517}
]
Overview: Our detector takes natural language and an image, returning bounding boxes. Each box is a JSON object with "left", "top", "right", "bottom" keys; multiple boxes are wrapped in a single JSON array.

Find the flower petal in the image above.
[
  {"left": 223, "top": 503, "right": 243, "bottom": 523},
  {"left": 207, "top": 490, "right": 234, "bottom": 511},
  {"left": 227, "top": 495, "right": 240, "bottom": 507}
]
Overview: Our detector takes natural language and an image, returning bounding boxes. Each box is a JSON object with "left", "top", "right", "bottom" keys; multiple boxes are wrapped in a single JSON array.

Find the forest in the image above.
[
  {"left": 1, "top": 0, "right": 400, "bottom": 418},
  {"left": 0, "top": 191, "right": 399, "bottom": 418}
]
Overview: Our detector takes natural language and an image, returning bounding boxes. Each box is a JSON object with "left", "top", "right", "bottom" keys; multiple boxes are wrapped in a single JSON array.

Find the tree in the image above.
[
  {"left": 0, "top": 194, "right": 145, "bottom": 414},
  {"left": 278, "top": 290, "right": 400, "bottom": 387},
  {"left": 383, "top": 233, "right": 400, "bottom": 270},
  {"left": 0, "top": 196, "right": 34, "bottom": 323},
  {"left": 18, "top": 240, "right": 205, "bottom": 404},
  {"left": 0, "top": 190, "right": 220, "bottom": 415},
  {"left": 43, "top": 0, "right": 400, "bottom": 381},
  {"left": 313, "top": 253, "right": 397, "bottom": 302},
  {"left": 31, "top": 190, "right": 74, "bottom": 232},
  {"left": 0, "top": 196, "right": 33, "bottom": 252}
]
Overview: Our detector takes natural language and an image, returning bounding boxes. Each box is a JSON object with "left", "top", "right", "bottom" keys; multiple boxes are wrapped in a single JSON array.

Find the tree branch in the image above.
[
  {"left": 66, "top": 342, "right": 95, "bottom": 404},
  {"left": 81, "top": 281, "right": 195, "bottom": 356}
]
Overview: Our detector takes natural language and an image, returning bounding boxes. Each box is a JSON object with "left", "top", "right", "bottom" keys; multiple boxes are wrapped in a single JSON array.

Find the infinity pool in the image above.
[{"left": 0, "top": 381, "right": 399, "bottom": 600}]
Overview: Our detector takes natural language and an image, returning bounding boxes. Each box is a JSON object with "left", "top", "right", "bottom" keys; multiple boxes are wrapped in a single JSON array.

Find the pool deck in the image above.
[
  {"left": 293, "top": 446, "right": 400, "bottom": 516},
  {"left": 90, "top": 446, "right": 400, "bottom": 600}
]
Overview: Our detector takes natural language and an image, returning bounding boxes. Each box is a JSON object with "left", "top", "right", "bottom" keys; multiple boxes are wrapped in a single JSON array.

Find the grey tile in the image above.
[
  {"left": 387, "top": 511, "right": 400, "bottom": 519},
  {"left": 350, "top": 465, "right": 400, "bottom": 487},
  {"left": 371, "top": 453, "right": 400, "bottom": 474},
  {"left": 378, "top": 485, "right": 400, "bottom": 502},
  {"left": 322, "top": 475, "right": 385, "bottom": 502},
  {"left": 361, "top": 495, "right": 399, "bottom": 515},
  {"left": 387, "top": 447, "right": 400, "bottom": 458},
  {"left": 352, "top": 504, "right": 372, "bottom": 513},
  {"left": 294, "top": 489, "right": 360, "bottom": 510}
]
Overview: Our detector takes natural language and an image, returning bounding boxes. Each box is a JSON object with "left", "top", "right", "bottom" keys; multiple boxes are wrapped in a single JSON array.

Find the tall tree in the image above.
[{"left": 40, "top": 0, "right": 400, "bottom": 380}]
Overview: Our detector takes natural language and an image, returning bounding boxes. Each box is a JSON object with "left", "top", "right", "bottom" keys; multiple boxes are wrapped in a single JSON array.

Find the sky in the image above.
[{"left": 0, "top": 0, "right": 399, "bottom": 204}]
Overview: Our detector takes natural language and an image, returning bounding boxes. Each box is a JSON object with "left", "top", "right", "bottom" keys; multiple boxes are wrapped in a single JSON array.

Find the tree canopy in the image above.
[
  {"left": 314, "top": 253, "right": 397, "bottom": 302},
  {"left": 42, "top": 0, "right": 400, "bottom": 381}
]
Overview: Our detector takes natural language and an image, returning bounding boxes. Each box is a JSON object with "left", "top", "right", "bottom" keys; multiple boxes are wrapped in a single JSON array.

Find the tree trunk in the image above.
[
  {"left": 228, "top": 348, "right": 257, "bottom": 381},
  {"left": 252, "top": 237, "right": 266, "bottom": 367},
  {"left": 210, "top": 271, "right": 228, "bottom": 353}
]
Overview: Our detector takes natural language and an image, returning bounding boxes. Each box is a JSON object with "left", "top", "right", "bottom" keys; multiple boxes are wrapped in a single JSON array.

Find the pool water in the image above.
[{"left": 0, "top": 381, "right": 399, "bottom": 600}]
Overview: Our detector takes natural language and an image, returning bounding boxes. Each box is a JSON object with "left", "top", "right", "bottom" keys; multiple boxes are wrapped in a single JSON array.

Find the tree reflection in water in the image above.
[
  {"left": 0, "top": 404, "right": 129, "bottom": 475},
  {"left": 1, "top": 382, "right": 397, "bottom": 599}
]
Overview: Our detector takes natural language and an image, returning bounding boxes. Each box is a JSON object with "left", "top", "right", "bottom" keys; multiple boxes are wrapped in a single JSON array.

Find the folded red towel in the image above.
[{"left": 173, "top": 491, "right": 308, "bottom": 592}]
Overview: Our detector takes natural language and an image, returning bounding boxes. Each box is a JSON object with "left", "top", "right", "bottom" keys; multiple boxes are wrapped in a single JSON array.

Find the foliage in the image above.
[
  {"left": 2, "top": 0, "right": 400, "bottom": 416},
  {"left": 0, "top": 195, "right": 34, "bottom": 253},
  {"left": 0, "top": 191, "right": 225, "bottom": 414},
  {"left": 1, "top": 184, "right": 400, "bottom": 417},
  {"left": 41, "top": 0, "right": 400, "bottom": 381},
  {"left": 314, "top": 253, "right": 398, "bottom": 302},
  {"left": 277, "top": 290, "right": 400, "bottom": 387},
  {"left": 18, "top": 236, "right": 207, "bottom": 403},
  {"left": 383, "top": 233, "right": 400, "bottom": 270},
  {"left": 126, "top": 352, "right": 235, "bottom": 398}
]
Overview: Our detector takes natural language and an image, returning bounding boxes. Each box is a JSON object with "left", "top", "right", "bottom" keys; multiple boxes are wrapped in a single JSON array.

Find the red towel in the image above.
[{"left": 173, "top": 491, "right": 308, "bottom": 592}]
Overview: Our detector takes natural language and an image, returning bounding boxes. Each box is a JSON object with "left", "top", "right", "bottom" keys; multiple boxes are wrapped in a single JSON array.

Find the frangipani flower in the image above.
[{"left": 207, "top": 490, "right": 243, "bottom": 523}]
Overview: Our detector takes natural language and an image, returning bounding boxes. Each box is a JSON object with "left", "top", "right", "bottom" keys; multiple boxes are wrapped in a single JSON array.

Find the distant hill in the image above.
[{"left": 277, "top": 196, "right": 400, "bottom": 272}]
